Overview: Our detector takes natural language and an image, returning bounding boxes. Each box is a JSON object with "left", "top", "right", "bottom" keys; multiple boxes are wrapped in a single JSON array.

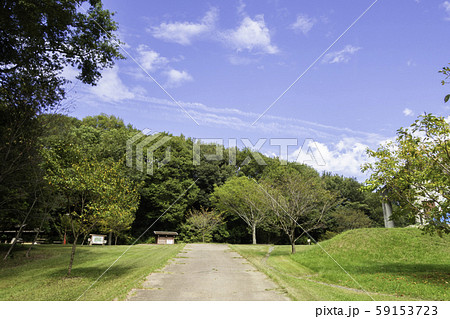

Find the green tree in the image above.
[
  {"left": 133, "top": 134, "right": 199, "bottom": 236},
  {"left": 1, "top": 0, "right": 122, "bottom": 110},
  {"left": 37, "top": 113, "right": 141, "bottom": 248},
  {"left": 0, "top": 0, "right": 122, "bottom": 231},
  {"left": 261, "top": 166, "right": 339, "bottom": 253},
  {"left": 322, "top": 173, "right": 384, "bottom": 227},
  {"left": 182, "top": 207, "right": 223, "bottom": 242},
  {"left": 330, "top": 207, "right": 373, "bottom": 233},
  {"left": 192, "top": 142, "right": 235, "bottom": 208},
  {"left": 43, "top": 142, "right": 139, "bottom": 275},
  {"left": 211, "top": 176, "right": 268, "bottom": 244},
  {"left": 362, "top": 114, "right": 450, "bottom": 235},
  {"left": 99, "top": 168, "right": 140, "bottom": 245}
]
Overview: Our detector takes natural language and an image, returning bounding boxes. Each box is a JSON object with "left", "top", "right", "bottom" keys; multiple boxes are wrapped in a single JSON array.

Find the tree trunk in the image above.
[
  {"left": 290, "top": 232, "right": 296, "bottom": 254},
  {"left": 114, "top": 234, "right": 118, "bottom": 245},
  {"left": 291, "top": 240, "right": 296, "bottom": 254},
  {"left": 67, "top": 214, "right": 78, "bottom": 276},
  {"left": 67, "top": 235, "right": 78, "bottom": 277},
  {"left": 3, "top": 197, "right": 36, "bottom": 260},
  {"left": 202, "top": 233, "right": 205, "bottom": 243},
  {"left": 252, "top": 223, "right": 257, "bottom": 244},
  {"left": 26, "top": 213, "right": 47, "bottom": 258},
  {"left": 108, "top": 231, "right": 112, "bottom": 246},
  {"left": 81, "top": 233, "right": 88, "bottom": 246}
]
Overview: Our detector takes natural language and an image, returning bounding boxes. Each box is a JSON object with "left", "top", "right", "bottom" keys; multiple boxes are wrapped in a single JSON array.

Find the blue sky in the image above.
[{"left": 65, "top": 0, "right": 450, "bottom": 180}]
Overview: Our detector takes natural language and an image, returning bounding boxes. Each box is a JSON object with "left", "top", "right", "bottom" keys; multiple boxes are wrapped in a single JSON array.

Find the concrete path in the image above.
[{"left": 127, "top": 244, "right": 290, "bottom": 301}]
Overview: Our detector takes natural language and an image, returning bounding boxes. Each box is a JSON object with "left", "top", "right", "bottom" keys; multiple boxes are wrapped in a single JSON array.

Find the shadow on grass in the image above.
[
  {"left": 48, "top": 264, "right": 137, "bottom": 280},
  {"left": 351, "top": 263, "right": 450, "bottom": 285}
]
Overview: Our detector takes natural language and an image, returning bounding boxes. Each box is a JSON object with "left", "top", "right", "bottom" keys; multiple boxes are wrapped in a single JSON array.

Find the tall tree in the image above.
[
  {"left": 43, "top": 136, "right": 139, "bottom": 275},
  {"left": 362, "top": 114, "right": 450, "bottom": 235},
  {"left": 211, "top": 176, "right": 268, "bottom": 244},
  {"left": 261, "top": 166, "right": 338, "bottom": 253},
  {"left": 99, "top": 166, "right": 140, "bottom": 245},
  {"left": 1, "top": 0, "right": 122, "bottom": 107},
  {"left": 133, "top": 134, "right": 199, "bottom": 236},
  {"left": 0, "top": 0, "right": 123, "bottom": 230}
]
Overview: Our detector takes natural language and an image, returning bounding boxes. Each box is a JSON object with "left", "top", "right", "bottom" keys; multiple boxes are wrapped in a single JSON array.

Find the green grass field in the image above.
[
  {"left": 0, "top": 243, "right": 184, "bottom": 301},
  {"left": 231, "top": 228, "right": 449, "bottom": 301}
]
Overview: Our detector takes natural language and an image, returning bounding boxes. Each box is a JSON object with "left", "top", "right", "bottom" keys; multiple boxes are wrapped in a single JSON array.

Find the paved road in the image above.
[{"left": 127, "top": 244, "right": 289, "bottom": 301}]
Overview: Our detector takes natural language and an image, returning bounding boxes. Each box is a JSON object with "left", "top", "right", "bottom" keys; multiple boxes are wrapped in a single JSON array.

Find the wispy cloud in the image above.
[
  {"left": 442, "top": 1, "right": 450, "bottom": 20},
  {"left": 403, "top": 108, "right": 414, "bottom": 117},
  {"left": 228, "top": 55, "right": 259, "bottom": 65},
  {"left": 237, "top": 0, "right": 246, "bottom": 17},
  {"left": 406, "top": 59, "right": 416, "bottom": 67},
  {"left": 120, "top": 94, "right": 385, "bottom": 145},
  {"left": 164, "top": 69, "right": 193, "bottom": 88},
  {"left": 290, "top": 14, "right": 316, "bottom": 35},
  {"left": 221, "top": 15, "right": 279, "bottom": 54},
  {"left": 322, "top": 45, "right": 361, "bottom": 64},
  {"left": 149, "top": 8, "right": 218, "bottom": 45}
]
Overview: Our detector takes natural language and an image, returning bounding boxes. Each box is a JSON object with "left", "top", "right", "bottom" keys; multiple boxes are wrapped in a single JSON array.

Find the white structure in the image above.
[{"left": 88, "top": 234, "right": 107, "bottom": 245}]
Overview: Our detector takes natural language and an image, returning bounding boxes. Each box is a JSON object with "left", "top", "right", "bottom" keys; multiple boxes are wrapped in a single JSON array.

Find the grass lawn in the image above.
[
  {"left": 230, "top": 228, "right": 449, "bottom": 301},
  {"left": 0, "top": 243, "right": 184, "bottom": 300}
]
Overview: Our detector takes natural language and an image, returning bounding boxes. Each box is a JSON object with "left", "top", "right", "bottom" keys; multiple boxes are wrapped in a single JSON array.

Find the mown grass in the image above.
[
  {"left": 230, "top": 228, "right": 449, "bottom": 301},
  {"left": 0, "top": 243, "right": 184, "bottom": 300}
]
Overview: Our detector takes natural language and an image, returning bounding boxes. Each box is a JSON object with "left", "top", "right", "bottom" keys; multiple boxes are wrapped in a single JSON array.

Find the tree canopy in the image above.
[
  {"left": 0, "top": 0, "right": 124, "bottom": 256},
  {"left": 362, "top": 114, "right": 450, "bottom": 235},
  {"left": 260, "top": 165, "right": 339, "bottom": 253}
]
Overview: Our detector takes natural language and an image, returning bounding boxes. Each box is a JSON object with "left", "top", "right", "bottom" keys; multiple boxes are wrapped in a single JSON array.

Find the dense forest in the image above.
[{"left": 1, "top": 113, "right": 390, "bottom": 249}]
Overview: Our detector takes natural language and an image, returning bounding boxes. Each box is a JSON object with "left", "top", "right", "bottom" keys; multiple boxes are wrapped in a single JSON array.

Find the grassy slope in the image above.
[
  {"left": 231, "top": 228, "right": 449, "bottom": 301},
  {"left": 0, "top": 243, "right": 184, "bottom": 301}
]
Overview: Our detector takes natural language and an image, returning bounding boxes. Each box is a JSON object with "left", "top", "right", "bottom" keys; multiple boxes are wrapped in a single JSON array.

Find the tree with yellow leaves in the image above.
[{"left": 43, "top": 143, "right": 139, "bottom": 276}]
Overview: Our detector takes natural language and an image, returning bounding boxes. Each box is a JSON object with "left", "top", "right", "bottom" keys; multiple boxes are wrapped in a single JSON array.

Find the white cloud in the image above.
[
  {"left": 322, "top": 45, "right": 361, "bottom": 64},
  {"left": 149, "top": 8, "right": 218, "bottom": 45},
  {"left": 237, "top": 0, "right": 246, "bottom": 16},
  {"left": 221, "top": 15, "right": 279, "bottom": 54},
  {"left": 291, "top": 138, "right": 371, "bottom": 179},
  {"left": 442, "top": 1, "right": 450, "bottom": 20},
  {"left": 290, "top": 14, "right": 316, "bottom": 35},
  {"left": 164, "top": 69, "right": 193, "bottom": 88},
  {"left": 403, "top": 108, "right": 414, "bottom": 117},
  {"left": 133, "top": 46, "right": 193, "bottom": 88},
  {"left": 90, "top": 66, "right": 134, "bottom": 102},
  {"left": 136, "top": 45, "right": 169, "bottom": 72}
]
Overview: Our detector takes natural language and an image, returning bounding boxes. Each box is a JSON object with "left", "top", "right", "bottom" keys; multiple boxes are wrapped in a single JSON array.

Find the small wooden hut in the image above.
[{"left": 154, "top": 231, "right": 178, "bottom": 244}]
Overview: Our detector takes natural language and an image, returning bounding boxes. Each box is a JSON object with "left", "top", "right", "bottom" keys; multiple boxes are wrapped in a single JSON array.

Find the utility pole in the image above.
[{"left": 382, "top": 200, "right": 395, "bottom": 228}]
